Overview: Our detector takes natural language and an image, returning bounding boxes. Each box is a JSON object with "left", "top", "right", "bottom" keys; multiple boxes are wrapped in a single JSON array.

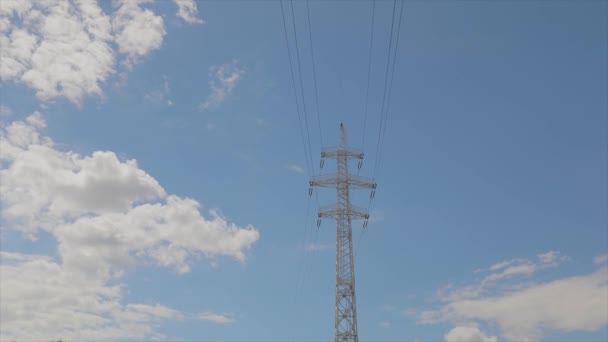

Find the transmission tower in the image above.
[{"left": 309, "top": 123, "right": 377, "bottom": 342}]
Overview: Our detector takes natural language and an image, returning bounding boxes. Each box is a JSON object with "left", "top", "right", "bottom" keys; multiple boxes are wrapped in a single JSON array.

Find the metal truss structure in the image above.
[{"left": 309, "top": 123, "right": 376, "bottom": 342}]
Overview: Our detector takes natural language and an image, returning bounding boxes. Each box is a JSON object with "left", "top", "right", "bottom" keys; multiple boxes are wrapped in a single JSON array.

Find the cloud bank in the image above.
[
  {"left": 0, "top": 0, "right": 203, "bottom": 104},
  {"left": 0, "top": 113, "right": 259, "bottom": 340},
  {"left": 417, "top": 252, "right": 608, "bottom": 342}
]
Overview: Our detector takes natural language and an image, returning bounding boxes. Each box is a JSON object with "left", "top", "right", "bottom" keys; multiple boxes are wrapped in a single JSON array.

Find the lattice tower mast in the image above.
[{"left": 309, "top": 123, "right": 377, "bottom": 342}]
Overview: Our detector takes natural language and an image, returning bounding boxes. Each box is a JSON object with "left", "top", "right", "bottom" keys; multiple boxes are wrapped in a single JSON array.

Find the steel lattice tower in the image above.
[{"left": 309, "top": 123, "right": 377, "bottom": 342}]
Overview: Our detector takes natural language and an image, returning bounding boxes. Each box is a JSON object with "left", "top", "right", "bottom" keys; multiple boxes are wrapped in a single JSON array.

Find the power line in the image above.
[
  {"left": 279, "top": 0, "right": 313, "bottom": 175},
  {"left": 365, "top": 0, "right": 404, "bottom": 228},
  {"left": 366, "top": 0, "right": 404, "bottom": 221},
  {"left": 376, "top": 0, "right": 404, "bottom": 177},
  {"left": 372, "top": 0, "right": 398, "bottom": 177},
  {"left": 360, "top": 0, "right": 376, "bottom": 153},
  {"left": 289, "top": 0, "right": 315, "bottom": 174},
  {"left": 306, "top": 0, "right": 323, "bottom": 148},
  {"left": 282, "top": 4, "right": 323, "bottom": 333}
]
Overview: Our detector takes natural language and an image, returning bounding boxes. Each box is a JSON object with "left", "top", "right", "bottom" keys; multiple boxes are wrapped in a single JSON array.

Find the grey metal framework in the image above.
[{"left": 309, "top": 123, "right": 376, "bottom": 342}]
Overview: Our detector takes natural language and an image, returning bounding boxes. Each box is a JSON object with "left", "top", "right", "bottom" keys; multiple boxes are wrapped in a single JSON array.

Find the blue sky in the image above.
[{"left": 0, "top": 0, "right": 606, "bottom": 341}]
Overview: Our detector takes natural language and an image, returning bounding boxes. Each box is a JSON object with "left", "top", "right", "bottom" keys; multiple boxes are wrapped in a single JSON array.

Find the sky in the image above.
[{"left": 0, "top": 0, "right": 607, "bottom": 341}]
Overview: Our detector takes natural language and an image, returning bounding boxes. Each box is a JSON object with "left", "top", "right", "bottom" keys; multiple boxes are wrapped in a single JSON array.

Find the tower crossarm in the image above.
[
  {"left": 318, "top": 204, "right": 369, "bottom": 220},
  {"left": 321, "top": 147, "right": 364, "bottom": 160},
  {"left": 309, "top": 174, "right": 377, "bottom": 189}
]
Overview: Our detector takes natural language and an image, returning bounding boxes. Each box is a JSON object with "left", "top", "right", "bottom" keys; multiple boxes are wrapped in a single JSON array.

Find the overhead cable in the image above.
[{"left": 280, "top": 0, "right": 313, "bottom": 175}]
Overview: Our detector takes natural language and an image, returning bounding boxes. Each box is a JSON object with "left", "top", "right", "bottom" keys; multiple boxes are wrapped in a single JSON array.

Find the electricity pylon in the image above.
[{"left": 309, "top": 123, "right": 377, "bottom": 342}]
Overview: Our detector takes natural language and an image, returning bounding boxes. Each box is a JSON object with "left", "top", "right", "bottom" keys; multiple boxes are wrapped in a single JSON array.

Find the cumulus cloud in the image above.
[
  {"left": 0, "top": 0, "right": 195, "bottom": 104},
  {"left": 1, "top": 251, "right": 176, "bottom": 340},
  {"left": 0, "top": 0, "right": 114, "bottom": 103},
  {"left": 418, "top": 252, "right": 608, "bottom": 342},
  {"left": 0, "top": 113, "right": 260, "bottom": 339},
  {"left": 56, "top": 200, "right": 259, "bottom": 278},
  {"left": 200, "top": 61, "right": 244, "bottom": 110},
  {"left": 0, "top": 119, "right": 165, "bottom": 236},
  {"left": 112, "top": 0, "right": 165, "bottom": 66},
  {"left": 196, "top": 312, "right": 235, "bottom": 324},
  {"left": 174, "top": 0, "right": 204, "bottom": 24},
  {"left": 1, "top": 251, "right": 237, "bottom": 340},
  {"left": 444, "top": 326, "right": 497, "bottom": 342},
  {"left": 594, "top": 254, "right": 608, "bottom": 266}
]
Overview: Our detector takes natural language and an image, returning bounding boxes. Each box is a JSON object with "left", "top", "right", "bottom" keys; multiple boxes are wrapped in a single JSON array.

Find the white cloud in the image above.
[
  {"left": 1, "top": 129, "right": 166, "bottom": 236},
  {"left": 1, "top": 252, "right": 170, "bottom": 340},
  {"left": 444, "top": 326, "right": 497, "bottom": 342},
  {"left": 488, "top": 259, "right": 521, "bottom": 271},
  {"left": 112, "top": 0, "right": 165, "bottom": 66},
  {"left": 478, "top": 251, "right": 569, "bottom": 285},
  {"left": 174, "top": 0, "right": 204, "bottom": 24},
  {"left": 305, "top": 242, "right": 331, "bottom": 252},
  {"left": 379, "top": 321, "right": 391, "bottom": 328},
  {"left": 418, "top": 253, "right": 608, "bottom": 342},
  {"left": 594, "top": 254, "right": 608, "bottom": 266},
  {"left": 0, "top": 0, "right": 195, "bottom": 104},
  {"left": 0, "top": 113, "right": 260, "bottom": 339},
  {"left": 0, "top": 0, "right": 115, "bottom": 104},
  {"left": 0, "top": 251, "right": 234, "bottom": 340},
  {"left": 435, "top": 284, "right": 484, "bottom": 303},
  {"left": 537, "top": 250, "right": 569, "bottom": 266},
  {"left": 196, "top": 312, "right": 235, "bottom": 324},
  {"left": 482, "top": 262, "right": 536, "bottom": 283},
  {"left": 1, "top": 113, "right": 259, "bottom": 263},
  {"left": 286, "top": 163, "right": 305, "bottom": 174},
  {"left": 55, "top": 198, "right": 259, "bottom": 278},
  {"left": 200, "top": 61, "right": 244, "bottom": 110}
]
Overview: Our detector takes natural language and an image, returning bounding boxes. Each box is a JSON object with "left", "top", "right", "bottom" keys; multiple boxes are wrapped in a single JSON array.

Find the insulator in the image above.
[
  {"left": 363, "top": 220, "right": 368, "bottom": 228},
  {"left": 320, "top": 159, "right": 324, "bottom": 169},
  {"left": 358, "top": 161, "right": 362, "bottom": 169},
  {"left": 308, "top": 187, "right": 313, "bottom": 196},
  {"left": 370, "top": 190, "right": 375, "bottom": 199},
  {"left": 317, "top": 219, "right": 321, "bottom": 227}
]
